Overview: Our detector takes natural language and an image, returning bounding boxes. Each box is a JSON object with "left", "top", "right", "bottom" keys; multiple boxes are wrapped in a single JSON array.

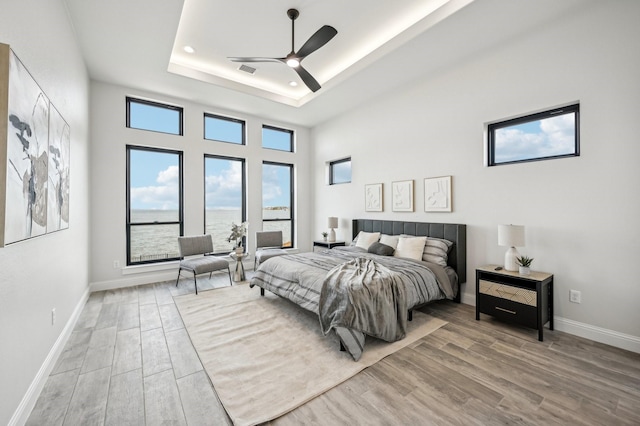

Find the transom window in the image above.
[
  {"left": 204, "top": 113, "right": 245, "bottom": 145},
  {"left": 488, "top": 104, "right": 580, "bottom": 166},
  {"left": 329, "top": 157, "right": 351, "bottom": 184},
  {"left": 126, "top": 97, "right": 183, "bottom": 135},
  {"left": 204, "top": 155, "right": 247, "bottom": 254},
  {"left": 126, "top": 145, "right": 183, "bottom": 265},
  {"left": 262, "top": 125, "right": 293, "bottom": 152}
]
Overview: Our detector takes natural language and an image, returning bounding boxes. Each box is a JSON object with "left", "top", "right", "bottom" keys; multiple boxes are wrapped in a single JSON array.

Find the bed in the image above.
[{"left": 250, "top": 219, "right": 467, "bottom": 360}]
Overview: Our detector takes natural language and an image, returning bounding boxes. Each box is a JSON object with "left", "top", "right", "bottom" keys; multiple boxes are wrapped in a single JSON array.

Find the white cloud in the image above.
[
  {"left": 131, "top": 165, "right": 179, "bottom": 210},
  {"left": 205, "top": 160, "right": 243, "bottom": 208}
]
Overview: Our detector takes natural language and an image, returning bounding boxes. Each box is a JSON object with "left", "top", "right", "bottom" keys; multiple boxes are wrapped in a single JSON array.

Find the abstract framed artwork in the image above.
[
  {"left": 0, "top": 43, "right": 70, "bottom": 246},
  {"left": 392, "top": 180, "right": 413, "bottom": 212},
  {"left": 365, "top": 183, "right": 383, "bottom": 212},
  {"left": 424, "top": 175, "right": 452, "bottom": 212}
]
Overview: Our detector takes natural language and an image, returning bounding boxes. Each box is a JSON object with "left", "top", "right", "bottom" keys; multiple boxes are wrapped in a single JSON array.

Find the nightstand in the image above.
[
  {"left": 476, "top": 265, "right": 553, "bottom": 341},
  {"left": 313, "top": 240, "right": 346, "bottom": 252}
]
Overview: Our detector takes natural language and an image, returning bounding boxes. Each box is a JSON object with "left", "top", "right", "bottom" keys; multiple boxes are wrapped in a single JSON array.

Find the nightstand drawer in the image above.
[
  {"left": 479, "top": 280, "right": 537, "bottom": 307},
  {"left": 478, "top": 293, "right": 537, "bottom": 329}
]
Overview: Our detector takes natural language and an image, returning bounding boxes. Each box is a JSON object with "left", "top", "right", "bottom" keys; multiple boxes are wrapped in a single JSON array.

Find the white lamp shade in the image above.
[
  {"left": 498, "top": 225, "right": 525, "bottom": 247},
  {"left": 328, "top": 217, "right": 338, "bottom": 228}
]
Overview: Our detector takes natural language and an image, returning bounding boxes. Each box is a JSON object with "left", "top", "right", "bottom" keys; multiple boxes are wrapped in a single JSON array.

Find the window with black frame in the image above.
[
  {"left": 204, "top": 155, "right": 246, "bottom": 254},
  {"left": 488, "top": 104, "right": 580, "bottom": 166},
  {"left": 126, "top": 97, "right": 183, "bottom": 135},
  {"left": 126, "top": 145, "right": 183, "bottom": 265},
  {"left": 262, "top": 125, "right": 294, "bottom": 152},
  {"left": 329, "top": 157, "right": 351, "bottom": 184},
  {"left": 262, "top": 161, "right": 294, "bottom": 248},
  {"left": 204, "top": 113, "right": 245, "bottom": 145}
]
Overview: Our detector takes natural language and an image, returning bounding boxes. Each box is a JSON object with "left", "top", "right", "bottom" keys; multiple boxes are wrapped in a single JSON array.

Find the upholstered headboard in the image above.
[{"left": 352, "top": 219, "right": 467, "bottom": 285}]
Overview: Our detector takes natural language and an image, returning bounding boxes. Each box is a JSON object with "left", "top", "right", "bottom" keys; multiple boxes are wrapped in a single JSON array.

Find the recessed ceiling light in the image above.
[
  {"left": 183, "top": 46, "right": 195, "bottom": 54},
  {"left": 289, "top": 81, "right": 298, "bottom": 87}
]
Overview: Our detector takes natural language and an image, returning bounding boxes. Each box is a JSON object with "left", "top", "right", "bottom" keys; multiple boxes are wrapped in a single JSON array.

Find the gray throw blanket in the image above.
[{"left": 319, "top": 257, "right": 408, "bottom": 342}]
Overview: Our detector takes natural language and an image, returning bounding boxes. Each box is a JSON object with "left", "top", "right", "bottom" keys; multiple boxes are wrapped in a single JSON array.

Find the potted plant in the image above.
[
  {"left": 227, "top": 222, "right": 249, "bottom": 254},
  {"left": 517, "top": 256, "right": 534, "bottom": 275},
  {"left": 321, "top": 231, "right": 328, "bottom": 241}
]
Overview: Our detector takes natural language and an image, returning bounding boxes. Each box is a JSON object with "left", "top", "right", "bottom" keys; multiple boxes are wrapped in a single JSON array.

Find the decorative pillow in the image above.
[
  {"left": 379, "top": 234, "right": 399, "bottom": 250},
  {"left": 394, "top": 236, "right": 427, "bottom": 261},
  {"left": 422, "top": 237, "right": 454, "bottom": 266},
  {"left": 354, "top": 231, "right": 381, "bottom": 250},
  {"left": 367, "top": 242, "right": 395, "bottom": 256}
]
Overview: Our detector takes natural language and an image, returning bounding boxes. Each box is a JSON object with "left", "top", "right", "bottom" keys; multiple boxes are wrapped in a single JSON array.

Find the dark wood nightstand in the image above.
[
  {"left": 313, "top": 240, "right": 346, "bottom": 252},
  {"left": 476, "top": 265, "right": 554, "bottom": 341}
]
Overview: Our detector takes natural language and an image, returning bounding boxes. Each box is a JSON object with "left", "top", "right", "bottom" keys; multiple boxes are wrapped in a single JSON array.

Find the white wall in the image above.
[
  {"left": 313, "top": 1, "right": 640, "bottom": 348},
  {"left": 89, "top": 82, "right": 312, "bottom": 289},
  {"left": 0, "top": 1, "right": 90, "bottom": 424}
]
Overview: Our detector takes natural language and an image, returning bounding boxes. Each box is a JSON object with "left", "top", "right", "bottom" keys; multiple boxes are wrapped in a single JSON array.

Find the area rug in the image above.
[{"left": 174, "top": 284, "right": 447, "bottom": 426}]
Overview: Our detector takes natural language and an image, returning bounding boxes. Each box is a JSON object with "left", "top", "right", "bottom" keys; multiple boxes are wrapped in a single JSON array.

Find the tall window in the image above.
[
  {"left": 204, "top": 113, "right": 245, "bottom": 145},
  {"left": 126, "top": 97, "right": 183, "bottom": 135},
  {"left": 329, "top": 157, "right": 351, "bottom": 184},
  {"left": 262, "top": 162, "right": 294, "bottom": 248},
  {"left": 262, "top": 125, "right": 293, "bottom": 152},
  {"left": 488, "top": 104, "right": 580, "bottom": 166},
  {"left": 127, "top": 146, "right": 183, "bottom": 265},
  {"left": 204, "top": 155, "right": 246, "bottom": 254}
]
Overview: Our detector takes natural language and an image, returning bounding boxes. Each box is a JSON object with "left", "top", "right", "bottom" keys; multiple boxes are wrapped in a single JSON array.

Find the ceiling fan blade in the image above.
[
  {"left": 228, "top": 57, "right": 285, "bottom": 64},
  {"left": 293, "top": 65, "right": 321, "bottom": 92},
  {"left": 296, "top": 25, "right": 337, "bottom": 59}
]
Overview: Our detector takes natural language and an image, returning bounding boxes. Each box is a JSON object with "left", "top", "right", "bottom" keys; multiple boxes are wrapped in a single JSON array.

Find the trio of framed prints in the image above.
[{"left": 365, "top": 176, "right": 452, "bottom": 213}]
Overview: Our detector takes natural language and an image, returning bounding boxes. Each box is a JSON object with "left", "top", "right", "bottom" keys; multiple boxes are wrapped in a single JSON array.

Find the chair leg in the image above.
[
  {"left": 227, "top": 267, "right": 232, "bottom": 286},
  {"left": 175, "top": 268, "right": 182, "bottom": 287},
  {"left": 193, "top": 272, "right": 198, "bottom": 295}
]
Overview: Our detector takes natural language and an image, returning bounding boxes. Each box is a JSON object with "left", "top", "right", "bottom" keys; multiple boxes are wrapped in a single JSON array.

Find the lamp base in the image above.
[
  {"left": 504, "top": 247, "right": 520, "bottom": 271},
  {"left": 328, "top": 228, "right": 336, "bottom": 242}
]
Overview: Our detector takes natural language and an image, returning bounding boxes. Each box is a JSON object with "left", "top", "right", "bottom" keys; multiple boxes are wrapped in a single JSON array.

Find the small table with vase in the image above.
[{"left": 229, "top": 250, "right": 250, "bottom": 282}]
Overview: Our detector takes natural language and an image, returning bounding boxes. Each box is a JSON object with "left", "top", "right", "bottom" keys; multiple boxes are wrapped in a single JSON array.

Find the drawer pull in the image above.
[{"left": 496, "top": 306, "right": 516, "bottom": 315}]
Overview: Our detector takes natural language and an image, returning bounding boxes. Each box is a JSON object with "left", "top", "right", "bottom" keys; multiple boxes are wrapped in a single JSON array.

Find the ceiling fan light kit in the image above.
[{"left": 228, "top": 8, "right": 337, "bottom": 92}]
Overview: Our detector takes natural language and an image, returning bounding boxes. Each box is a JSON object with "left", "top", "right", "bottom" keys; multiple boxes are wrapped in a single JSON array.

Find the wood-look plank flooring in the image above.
[{"left": 27, "top": 272, "right": 640, "bottom": 425}]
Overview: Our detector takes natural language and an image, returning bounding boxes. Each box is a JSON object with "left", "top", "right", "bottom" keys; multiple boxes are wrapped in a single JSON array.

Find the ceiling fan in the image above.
[{"left": 228, "top": 9, "right": 337, "bottom": 92}]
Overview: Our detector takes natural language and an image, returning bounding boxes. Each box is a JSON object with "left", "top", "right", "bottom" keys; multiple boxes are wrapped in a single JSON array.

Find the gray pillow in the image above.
[{"left": 367, "top": 242, "right": 395, "bottom": 256}]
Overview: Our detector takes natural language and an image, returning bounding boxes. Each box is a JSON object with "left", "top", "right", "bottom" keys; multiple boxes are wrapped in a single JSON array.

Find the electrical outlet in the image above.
[
  {"left": 113, "top": 260, "right": 120, "bottom": 269},
  {"left": 51, "top": 308, "right": 56, "bottom": 325},
  {"left": 569, "top": 290, "right": 581, "bottom": 304}
]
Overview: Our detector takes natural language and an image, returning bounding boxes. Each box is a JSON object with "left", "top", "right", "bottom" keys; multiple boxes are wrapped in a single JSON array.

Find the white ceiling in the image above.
[{"left": 63, "top": 0, "right": 588, "bottom": 127}]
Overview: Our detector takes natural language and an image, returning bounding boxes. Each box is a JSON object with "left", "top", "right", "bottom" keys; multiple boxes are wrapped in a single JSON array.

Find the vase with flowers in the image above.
[{"left": 227, "top": 222, "right": 249, "bottom": 254}]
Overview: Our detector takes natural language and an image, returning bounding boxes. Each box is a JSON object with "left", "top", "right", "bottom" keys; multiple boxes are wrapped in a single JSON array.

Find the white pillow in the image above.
[
  {"left": 379, "top": 234, "right": 399, "bottom": 250},
  {"left": 394, "top": 236, "right": 427, "bottom": 261},
  {"left": 354, "top": 231, "right": 380, "bottom": 250},
  {"left": 423, "top": 237, "right": 453, "bottom": 266}
]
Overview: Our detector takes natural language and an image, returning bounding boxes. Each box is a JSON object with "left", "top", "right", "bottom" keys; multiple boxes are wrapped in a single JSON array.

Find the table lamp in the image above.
[
  {"left": 328, "top": 217, "right": 338, "bottom": 242},
  {"left": 498, "top": 224, "right": 525, "bottom": 271}
]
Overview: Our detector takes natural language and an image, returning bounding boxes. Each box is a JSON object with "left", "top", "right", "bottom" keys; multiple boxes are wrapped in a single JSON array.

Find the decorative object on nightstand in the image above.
[
  {"left": 498, "top": 224, "right": 525, "bottom": 271},
  {"left": 476, "top": 265, "right": 553, "bottom": 341},
  {"left": 517, "top": 255, "right": 534, "bottom": 276},
  {"left": 321, "top": 231, "right": 328, "bottom": 241},
  {"left": 227, "top": 221, "right": 249, "bottom": 254},
  {"left": 327, "top": 217, "right": 338, "bottom": 242}
]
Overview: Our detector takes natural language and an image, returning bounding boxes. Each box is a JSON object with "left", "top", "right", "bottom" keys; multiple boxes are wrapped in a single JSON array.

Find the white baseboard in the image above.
[
  {"left": 9, "top": 287, "right": 90, "bottom": 426},
  {"left": 90, "top": 270, "right": 178, "bottom": 292},
  {"left": 554, "top": 317, "right": 640, "bottom": 354}
]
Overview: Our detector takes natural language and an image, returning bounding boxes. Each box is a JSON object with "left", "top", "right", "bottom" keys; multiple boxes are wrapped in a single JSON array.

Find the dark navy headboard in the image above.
[{"left": 352, "top": 219, "right": 467, "bottom": 285}]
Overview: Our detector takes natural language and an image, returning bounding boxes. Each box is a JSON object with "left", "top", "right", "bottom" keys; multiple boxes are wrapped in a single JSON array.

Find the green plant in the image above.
[
  {"left": 517, "top": 256, "right": 534, "bottom": 267},
  {"left": 321, "top": 232, "right": 328, "bottom": 238}
]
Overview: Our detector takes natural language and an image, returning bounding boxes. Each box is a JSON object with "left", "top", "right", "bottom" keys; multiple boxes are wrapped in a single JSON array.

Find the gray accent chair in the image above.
[
  {"left": 254, "top": 231, "right": 287, "bottom": 270},
  {"left": 176, "top": 235, "right": 231, "bottom": 294}
]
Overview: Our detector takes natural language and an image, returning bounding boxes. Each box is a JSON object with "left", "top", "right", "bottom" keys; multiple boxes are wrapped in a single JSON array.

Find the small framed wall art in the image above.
[
  {"left": 392, "top": 180, "right": 414, "bottom": 212},
  {"left": 364, "top": 183, "right": 383, "bottom": 212},
  {"left": 424, "top": 175, "right": 452, "bottom": 212}
]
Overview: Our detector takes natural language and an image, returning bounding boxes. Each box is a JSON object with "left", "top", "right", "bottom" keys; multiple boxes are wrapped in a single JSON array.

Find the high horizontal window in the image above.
[
  {"left": 204, "top": 155, "right": 246, "bottom": 254},
  {"left": 263, "top": 162, "right": 294, "bottom": 248},
  {"left": 204, "top": 113, "right": 245, "bottom": 145},
  {"left": 488, "top": 104, "right": 580, "bottom": 166},
  {"left": 262, "top": 125, "right": 293, "bottom": 152},
  {"left": 127, "top": 145, "right": 183, "bottom": 265},
  {"left": 329, "top": 157, "right": 351, "bottom": 185},
  {"left": 126, "top": 97, "right": 183, "bottom": 135}
]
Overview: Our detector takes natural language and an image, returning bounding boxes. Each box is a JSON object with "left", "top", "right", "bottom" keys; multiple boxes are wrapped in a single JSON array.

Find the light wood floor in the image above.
[{"left": 27, "top": 272, "right": 640, "bottom": 425}]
